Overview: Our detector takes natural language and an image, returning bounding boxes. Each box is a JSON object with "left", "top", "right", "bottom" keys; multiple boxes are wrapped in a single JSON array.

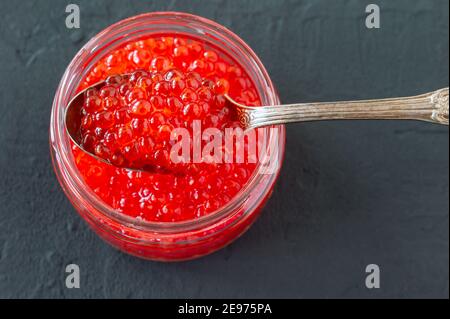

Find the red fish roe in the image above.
[
  {"left": 73, "top": 35, "right": 261, "bottom": 222},
  {"left": 79, "top": 70, "right": 233, "bottom": 172}
]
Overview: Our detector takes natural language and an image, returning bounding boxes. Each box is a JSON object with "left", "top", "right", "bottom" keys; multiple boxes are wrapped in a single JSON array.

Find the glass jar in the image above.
[{"left": 50, "top": 12, "right": 285, "bottom": 261}]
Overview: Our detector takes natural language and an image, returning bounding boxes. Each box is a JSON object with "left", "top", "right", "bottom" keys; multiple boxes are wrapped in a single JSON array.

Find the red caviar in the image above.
[{"left": 73, "top": 35, "right": 261, "bottom": 222}]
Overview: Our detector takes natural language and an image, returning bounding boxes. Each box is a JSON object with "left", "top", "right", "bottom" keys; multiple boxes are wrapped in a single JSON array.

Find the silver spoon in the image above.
[
  {"left": 228, "top": 88, "right": 448, "bottom": 130},
  {"left": 65, "top": 78, "right": 448, "bottom": 170}
]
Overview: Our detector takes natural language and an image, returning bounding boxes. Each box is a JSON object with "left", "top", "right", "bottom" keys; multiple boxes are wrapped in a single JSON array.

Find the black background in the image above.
[{"left": 0, "top": 0, "right": 448, "bottom": 298}]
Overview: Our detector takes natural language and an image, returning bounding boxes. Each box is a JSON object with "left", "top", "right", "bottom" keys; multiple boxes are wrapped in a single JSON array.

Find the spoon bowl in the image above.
[{"left": 65, "top": 80, "right": 125, "bottom": 168}]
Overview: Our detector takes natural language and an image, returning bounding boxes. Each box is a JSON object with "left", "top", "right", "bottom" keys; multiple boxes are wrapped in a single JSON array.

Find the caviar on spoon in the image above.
[{"left": 66, "top": 69, "right": 236, "bottom": 173}]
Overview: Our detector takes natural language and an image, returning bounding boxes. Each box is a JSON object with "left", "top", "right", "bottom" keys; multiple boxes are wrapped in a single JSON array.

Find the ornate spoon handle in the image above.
[{"left": 236, "top": 88, "right": 449, "bottom": 129}]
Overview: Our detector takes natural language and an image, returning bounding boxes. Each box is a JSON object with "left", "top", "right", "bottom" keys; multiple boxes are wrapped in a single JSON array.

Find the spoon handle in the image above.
[{"left": 238, "top": 88, "right": 449, "bottom": 129}]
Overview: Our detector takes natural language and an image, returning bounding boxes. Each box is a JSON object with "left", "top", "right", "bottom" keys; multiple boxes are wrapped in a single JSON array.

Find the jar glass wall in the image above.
[{"left": 50, "top": 12, "right": 285, "bottom": 261}]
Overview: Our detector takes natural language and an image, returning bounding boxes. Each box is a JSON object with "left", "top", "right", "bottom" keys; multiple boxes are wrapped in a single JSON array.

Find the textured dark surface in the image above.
[{"left": 0, "top": 0, "right": 448, "bottom": 299}]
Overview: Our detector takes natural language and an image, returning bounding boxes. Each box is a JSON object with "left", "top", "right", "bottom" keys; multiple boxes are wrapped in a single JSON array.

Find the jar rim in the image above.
[{"left": 50, "top": 11, "right": 285, "bottom": 233}]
